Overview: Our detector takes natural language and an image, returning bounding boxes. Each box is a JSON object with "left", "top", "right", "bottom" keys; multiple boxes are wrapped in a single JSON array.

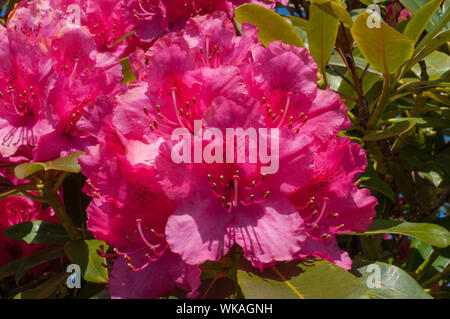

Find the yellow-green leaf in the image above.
[
  {"left": 363, "top": 119, "right": 416, "bottom": 141},
  {"left": 310, "top": 0, "right": 353, "bottom": 28},
  {"left": 15, "top": 152, "right": 83, "bottom": 179},
  {"left": 284, "top": 15, "right": 308, "bottom": 31},
  {"left": 403, "top": 0, "right": 443, "bottom": 43},
  {"left": 237, "top": 259, "right": 369, "bottom": 299},
  {"left": 351, "top": 12, "right": 414, "bottom": 74},
  {"left": 65, "top": 239, "right": 109, "bottom": 284},
  {"left": 120, "top": 57, "right": 136, "bottom": 84},
  {"left": 307, "top": 3, "right": 339, "bottom": 79},
  {"left": 411, "top": 51, "right": 450, "bottom": 80},
  {"left": 235, "top": 3, "right": 304, "bottom": 47}
]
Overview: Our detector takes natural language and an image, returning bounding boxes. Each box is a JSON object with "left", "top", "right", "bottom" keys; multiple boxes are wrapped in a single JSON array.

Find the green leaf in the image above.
[
  {"left": 234, "top": 3, "right": 304, "bottom": 47},
  {"left": 14, "top": 272, "right": 68, "bottom": 299},
  {"left": 406, "top": 238, "right": 450, "bottom": 283},
  {"left": 352, "top": 261, "right": 433, "bottom": 299},
  {"left": 120, "top": 57, "right": 136, "bottom": 84},
  {"left": 329, "top": 54, "right": 382, "bottom": 75},
  {"left": 348, "top": 220, "right": 450, "bottom": 248},
  {"left": 0, "top": 246, "right": 65, "bottom": 281},
  {"left": 403, "top": 0, "right": 443, "bottom": 43},
  {"left": 284, "top": 15, "right": 308, "bottom": 31},
  {"left": 63, "top": 173, "right": 91, "bottom": 228},
  {"left": 351, "top": 12, "right": 414, "bottom": 74},
  {"left": 65, "top": 239, "right": 109, "bottom": 284},
  {"left": 388, "top": 116, "right": 450, "bottom": 128},
  {"left": 310, "top": 0, "right": 353, "bottom": 28},
  {"left": 409, "top": 30, "right": 450, "bottom": 70},
  {"left": 411, "top": 51, "right": 450, "bottom": 80},
  {"left": 15, "top": 152, "right": 84, "bottom": 179},
  {"left": 360, "top": 163, "right": 395, "bottom": 202},
  {"left": 363, "top": 119, "right": 416, "bottom": 141},
  {"left": 237, "top": 259, "right": 369, "bottom": 299},
  {"left": 3, "top": 221, "right": 69, "bottom": 245},
  {"left": 307, "top": 3, "right": 339, "bottom": 79},
  {"left": 400, "top": 0, "right": 447, "bottom": 33}
]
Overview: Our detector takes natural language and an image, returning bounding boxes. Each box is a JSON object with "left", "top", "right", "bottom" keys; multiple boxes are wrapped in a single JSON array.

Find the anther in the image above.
[{"left": 264, "top": 191, "right": 270, "bottom": 199}]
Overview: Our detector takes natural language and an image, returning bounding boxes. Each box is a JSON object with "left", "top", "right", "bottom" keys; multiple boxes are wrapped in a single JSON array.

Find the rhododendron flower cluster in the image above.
[{"left": 0, "top": 0, "right": 378, "bottom": 299}]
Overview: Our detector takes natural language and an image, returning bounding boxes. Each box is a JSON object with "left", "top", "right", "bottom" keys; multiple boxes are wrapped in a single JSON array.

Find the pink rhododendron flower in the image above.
[
  {"left": 79, "top": 136, "right": 201, "bottom": 298},
  {"left": 32, "top": 26, "right": 122, "bottom": 161},
  {"left": 0, "top": 26, "right": 56, "bottom": 158},
  {"left": 9, "top": 0, "right": 141, "bottom": 57},
  {"left": 123, "top": 0, "right": 288, "bottom": 41},
  {"left": 290, "top": 138, "right": 377, "bottom": 269}
]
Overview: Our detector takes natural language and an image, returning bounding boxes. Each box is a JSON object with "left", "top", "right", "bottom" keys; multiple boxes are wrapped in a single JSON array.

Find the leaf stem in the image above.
[
  {"left": 415, "top": 249, "right": 441, "bottom": 281},
  {"left": 421, "top": 263, "right": 450, "bottom": 288},
  {"left": 368, "top": 73, "right": 391, "bottom": 129},
  {"left": 44, "top": 188, "right": 81, "bottom": 240}
]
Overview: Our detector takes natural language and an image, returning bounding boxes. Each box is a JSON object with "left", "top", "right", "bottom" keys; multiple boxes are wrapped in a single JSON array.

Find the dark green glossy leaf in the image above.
[
  {"left": 348, "top": 220, "right": 450, "bottom": 248},
  {"left": 235, "top": 3, "right": 304, "bottom": 47},
  {"left": 360, "top": 163, "right": 395, "bottom": 202},
  {"left": 0, "top": 246, "right": 65, "bottom": 281},
  {"left": 237, "top": 259, "right": 369, "bottom": 299},
  {"left": 406, "top": 238, "right": 450, "bottom": 283},
  {"left": 352, "top": 261, "right": 432, "bottom": 299},
  {"left": 63, "top": 173, "right": 91, "bottom": 228},
  {"left": 3, "top": 221, "right": 69, "bottom": 245},
  {"left": 13, "top": 272, "right": 68, "bottom": 299}
]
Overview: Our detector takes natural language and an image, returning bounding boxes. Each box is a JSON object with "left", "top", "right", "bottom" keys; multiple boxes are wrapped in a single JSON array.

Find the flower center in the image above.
[
  {"left": 206, "top": 169, "right": 271, "bottom": 213},
  {"left": 1, "top": 64, "right": 38, "bottom": 117}
]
